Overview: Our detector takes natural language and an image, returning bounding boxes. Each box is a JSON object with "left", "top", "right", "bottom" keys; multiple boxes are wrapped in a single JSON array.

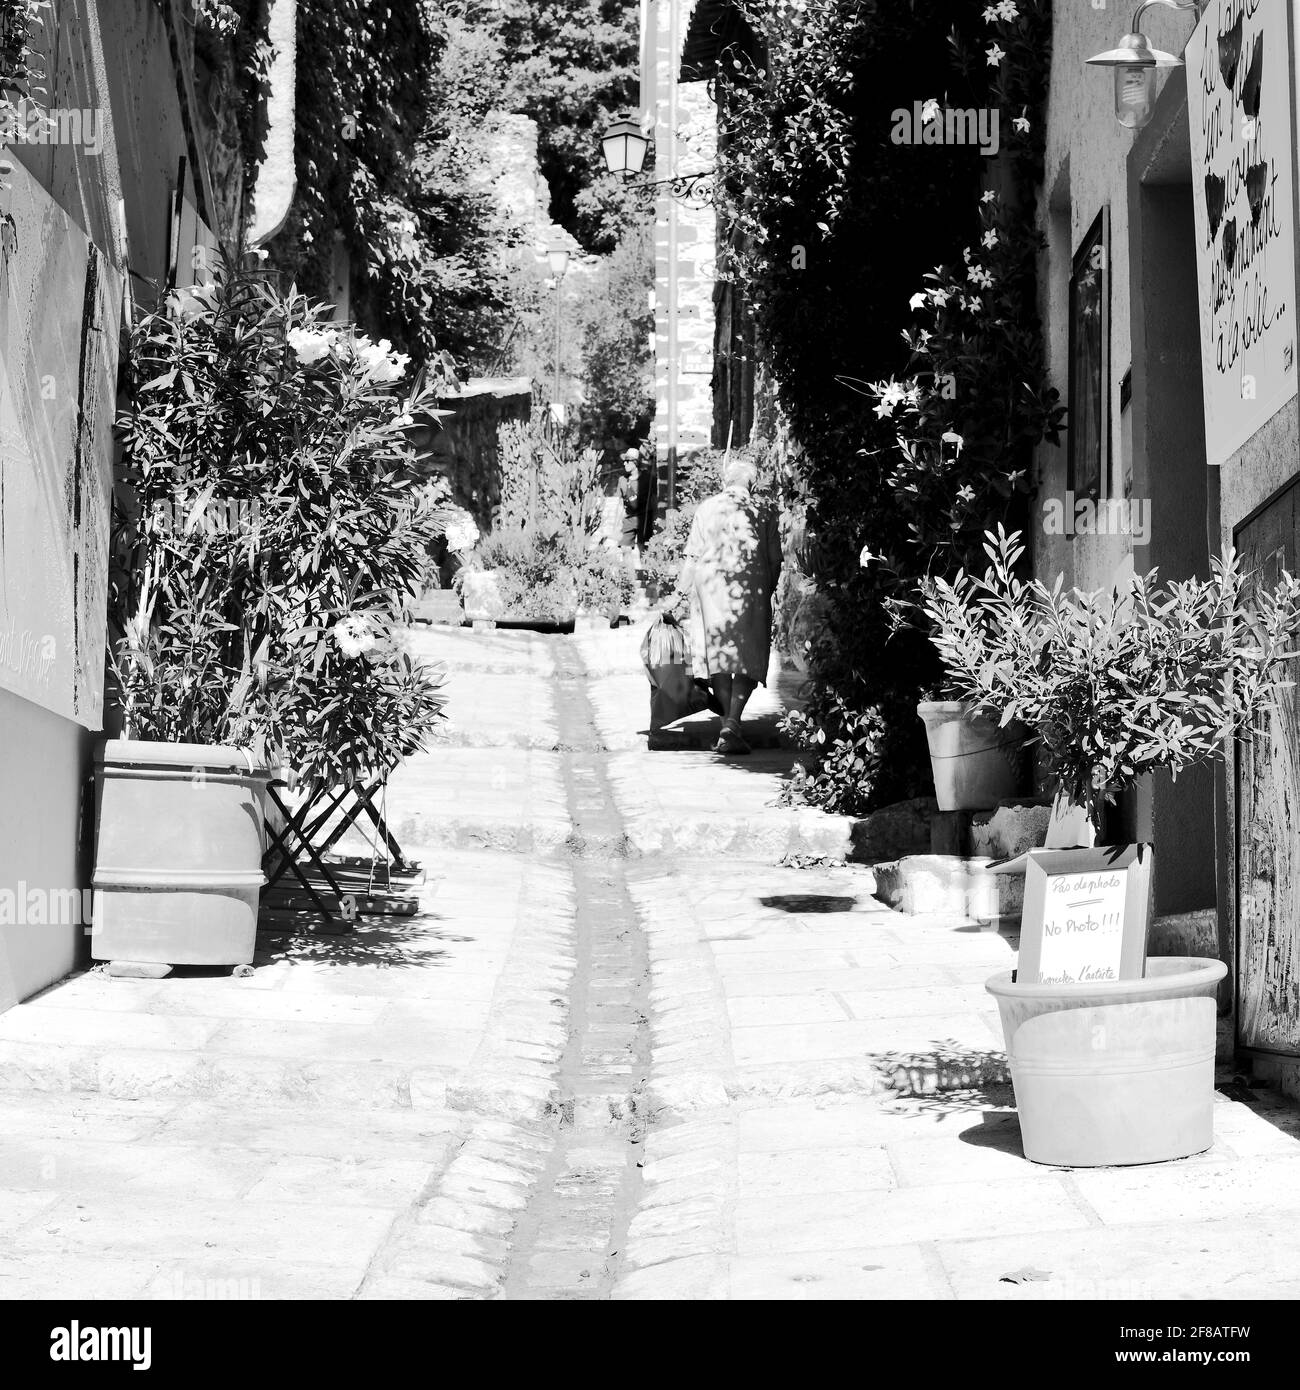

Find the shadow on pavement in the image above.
[
  {"left": 254, "top": 912, "right": 469, "bottom": 970},
  {"left": 759, "top": 893, "right": 857, "bottom": 913}
]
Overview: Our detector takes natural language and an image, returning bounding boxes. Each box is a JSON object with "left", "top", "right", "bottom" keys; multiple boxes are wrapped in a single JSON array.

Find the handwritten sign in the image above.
[
  {"left": 1018, "top": 847, "right": 1152, "bottom": 985},
  {"left": 1187, "top": 0, "right": 1298, "bottom": 467},
  {"left": 1037, "top": 868, "right": 1128, "bottom": 984}
]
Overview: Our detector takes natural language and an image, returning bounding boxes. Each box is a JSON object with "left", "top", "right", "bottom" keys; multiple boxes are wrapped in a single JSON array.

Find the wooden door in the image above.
[{"left": 1236, "top": 480, "right": 1300, "bottom": 1055}]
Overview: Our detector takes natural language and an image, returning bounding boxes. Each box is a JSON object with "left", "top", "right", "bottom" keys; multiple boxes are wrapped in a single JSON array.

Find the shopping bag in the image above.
[
  {"left": 641, "top": 613, "right": 709, "bottom": 729},
  {"left": 640, "top": 612, "right": 689, "bottom": 670}
]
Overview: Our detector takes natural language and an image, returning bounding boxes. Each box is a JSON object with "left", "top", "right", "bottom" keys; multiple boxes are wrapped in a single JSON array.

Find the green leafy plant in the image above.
[
  {"left": 708, "top": 0, "right": 1056, "bottom": 815},
  {"left": 495, "top": 414, "right": 605, "bottom": 538},
  {"left": 112, "top": 259, "right": 449, "bottom": 787},
  {"left": 459, "top": 524, "right": 582, "bottom": 620},
  {"left": 924, "top": 528, "right": 1300, "bottom": 827}
]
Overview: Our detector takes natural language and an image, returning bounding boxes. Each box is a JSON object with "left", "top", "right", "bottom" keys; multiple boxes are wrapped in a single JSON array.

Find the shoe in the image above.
[{"left": 713, "top": 723, "right": 751, "bottom": 756}]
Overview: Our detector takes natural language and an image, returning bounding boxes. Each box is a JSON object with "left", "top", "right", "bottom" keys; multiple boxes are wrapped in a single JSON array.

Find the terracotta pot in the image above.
[
  {"left": 918, "top": 701, "right": 1028, "bottom": 811},
  {"left": 460, "top": 569, "right": 506, "bottom": 622},
  {"left": 91, "top": 740, "right": 270, "bottom": 968}
]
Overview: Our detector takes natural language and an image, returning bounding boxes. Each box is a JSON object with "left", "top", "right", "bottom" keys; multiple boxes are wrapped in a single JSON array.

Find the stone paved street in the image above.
[{"left": 2, "top": 620, "right": 1300, "bottom": 1300}]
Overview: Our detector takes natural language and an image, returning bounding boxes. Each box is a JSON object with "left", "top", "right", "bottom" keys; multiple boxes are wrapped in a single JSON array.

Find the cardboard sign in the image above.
[{"left": 1017, "top": 846, "right": 1153, "bottom": 985}]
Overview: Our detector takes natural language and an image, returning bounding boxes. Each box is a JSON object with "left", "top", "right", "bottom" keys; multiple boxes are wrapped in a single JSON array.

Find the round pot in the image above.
[
  {"left": 917, "top": 700, "right": 1027, "bottom": 811},
  {"left": 91, "top": 740, "right": 271, "bottom": 968},
  {"left": 986, "top": 956, "right": 1227, "bottom": 1167},
  {"left": 460, "top": 569, "right": 506, "bottom": 622}
]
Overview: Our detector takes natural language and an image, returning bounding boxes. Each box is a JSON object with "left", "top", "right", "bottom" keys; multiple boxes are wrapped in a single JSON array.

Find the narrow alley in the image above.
[{"left": 2, "top": 622, "right": 1300, "bottom": 1302}]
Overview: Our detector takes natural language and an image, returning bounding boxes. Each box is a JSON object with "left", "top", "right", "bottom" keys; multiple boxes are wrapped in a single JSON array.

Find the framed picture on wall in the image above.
[{"left": 1067, "top": 208, "right": 1110, "bottom": 501}]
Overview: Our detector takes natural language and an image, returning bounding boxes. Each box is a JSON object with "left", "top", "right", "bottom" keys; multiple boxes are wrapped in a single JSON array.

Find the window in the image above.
[{"left": 1067, "top": 208, "right": 1110, "bottom": 502}]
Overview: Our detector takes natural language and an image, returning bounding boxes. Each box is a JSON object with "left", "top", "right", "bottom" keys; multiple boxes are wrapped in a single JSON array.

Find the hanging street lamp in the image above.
[
  {"left": 600, "top": 116, "right": 650, "bottom": 178},
  {"left": 599, "top": 113, "right": 715, "bottom": 207},
  {"left": 1085, "top": 0, "right": 1202, "bottom": 131}
]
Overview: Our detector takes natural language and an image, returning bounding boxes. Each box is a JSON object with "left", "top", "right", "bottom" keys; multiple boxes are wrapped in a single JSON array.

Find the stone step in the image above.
[
  {"left": 871, "top": 853, "right": 1024, "bottom": 928},
  {"left": 388, "top": 811, "right": 855, "bottom": 863}
]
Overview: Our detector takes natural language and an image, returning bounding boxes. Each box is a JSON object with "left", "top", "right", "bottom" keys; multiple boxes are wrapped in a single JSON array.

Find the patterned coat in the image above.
[{"left": 681, "top": 487, "right": 782, "bottom": 682}]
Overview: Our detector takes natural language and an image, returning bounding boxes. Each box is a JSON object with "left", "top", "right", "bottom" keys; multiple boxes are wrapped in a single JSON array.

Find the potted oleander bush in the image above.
[
  {"left": 101, "top": 259, "right": 449, "bottom": 970},
  {"left": 457, "top": 416, "right": 631, "bottom": 630},
  {"left": 923, "top": 527, "right": 1300, "bottom": 837},
  {"left": 924, "top": 527, "right": 1300, "bottom": 1166}
]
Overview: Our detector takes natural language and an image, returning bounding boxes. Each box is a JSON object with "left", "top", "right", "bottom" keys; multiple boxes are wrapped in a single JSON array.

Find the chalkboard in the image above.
[{"left": 1017, "top": 846, "right": 1153, "bottom": 986}]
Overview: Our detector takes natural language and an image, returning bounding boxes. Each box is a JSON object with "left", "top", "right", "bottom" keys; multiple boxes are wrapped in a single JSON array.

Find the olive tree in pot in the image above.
[
  {"left": 922, "top": 527, "right": 1300, "bottom": 1165},
  {"left": 103, "top": 263, "right": 450, "bottom": 971}
]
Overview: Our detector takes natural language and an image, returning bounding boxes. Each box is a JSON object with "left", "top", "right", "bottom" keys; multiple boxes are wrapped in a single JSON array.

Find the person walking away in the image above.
[
  {"left": 617, "top": 448, "right": 641, "bottom": 552},
  {"left": 678, "top": 459, "right": 782, "bottom": 755},
  {"left": 634, "top": 444, "right": 657, "bottom": 554}
]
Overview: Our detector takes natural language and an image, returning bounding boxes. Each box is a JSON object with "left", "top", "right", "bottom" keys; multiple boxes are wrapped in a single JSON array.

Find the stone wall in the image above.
[{"left": 425, "top": 379, "right": 536, "bottom": 529}]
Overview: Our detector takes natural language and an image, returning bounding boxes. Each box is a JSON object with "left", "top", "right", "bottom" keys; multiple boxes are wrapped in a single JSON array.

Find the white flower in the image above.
[
  {"left": 996, "top": 1, "right": 1019, "bottom": 19},
  {"left": 880, "top": 380, "right": 908, "bottom": 409},
  {"left": 909, "top": 291, "right": 927, "bottom": 311},
  {"left": 941, "top": 430, "right": 964, "bottom": 456},
  {"left": 332, "top": 615, "right": 377, "bottom": 659},
  {"left": 1012, "top": 112, "right": 1030, "bottom": 134},
  {"left": 287, "top": 326, "right": 335, "bottom": 365},
  {"left": 445, "top": 519, "right": 479, "bottom": 554},
  {"left": 982, "top": 4, "right": 999, "bottom": 19},
  {"left": 967, "top": 295, "right": 983, "bottom": 313},
  {"left": 859, "top": 544, "right": 881, "bottom": 567},
  {"left": 920, "top": 98, "right": 941, "bottom": 124},
  {"left": 986, "top": 44, "right": 1005, "bottom": 66},
  {"left": 982, "top": 229, "right": 999, "bottom": 248},
  {"left": 931, "top": 287, "right": 950, "bottom": 306},
  {"left": 353, "top": 334, "right": 409, "bottom": 382},
  {"left": 968, "top": 265, "right": 994, "bottom": 289},
  {"left": 981, "top": 190, "right": 998, "bottom": 204}
]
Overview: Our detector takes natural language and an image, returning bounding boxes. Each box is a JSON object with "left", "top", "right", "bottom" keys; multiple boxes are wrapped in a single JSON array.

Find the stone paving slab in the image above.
[
  {"left": 615, "top": 831, "right": 1300, "bottom": 1297},
  {"left": 409, "top": 625, "right": 561, "bottom": 678},
  {"left": 0, "top": 841, "right": 575, "bottom": 1299},
  {"left": 608, "top": 752, "right": 854, "bottom": 860},
  {"left": 428, "top": 672, "right": 561, "bottom": 750},
  {"left": 386, "top": 749, "right": 572, "bottom": 852},
  {"left": 936, "top": 1214, "right": 1300, "bottom": 1301}
]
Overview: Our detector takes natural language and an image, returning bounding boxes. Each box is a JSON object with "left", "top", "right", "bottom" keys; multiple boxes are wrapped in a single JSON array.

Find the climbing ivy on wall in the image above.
[
  {"left": 713, "top": 0, "right": 1060, "bottom": 815},
  {"left": 263, "top": 0, "right": 517, "bottom": 381}
]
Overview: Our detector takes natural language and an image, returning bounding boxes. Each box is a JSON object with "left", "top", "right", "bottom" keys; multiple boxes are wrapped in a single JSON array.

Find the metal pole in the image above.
[{"left": 553, "top": 274, "right": 563, "bottom": 414}]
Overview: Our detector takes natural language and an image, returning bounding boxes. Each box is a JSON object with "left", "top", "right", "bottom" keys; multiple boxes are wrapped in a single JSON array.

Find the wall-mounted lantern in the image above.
[{"left": 1085, "top": 0, "right": 1202, "bottom": 131}]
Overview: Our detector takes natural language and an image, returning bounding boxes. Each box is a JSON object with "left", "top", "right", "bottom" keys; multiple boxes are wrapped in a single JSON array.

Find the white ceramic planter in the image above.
[{"left": 986, "top": 956, "right": 1227, "bottom": 1167}]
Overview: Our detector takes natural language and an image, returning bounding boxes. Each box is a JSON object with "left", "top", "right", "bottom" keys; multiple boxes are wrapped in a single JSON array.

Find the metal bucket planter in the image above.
[
  {"left": 986, "top": 956, "right": 1227, "bottom": 1166},
  {"left": 917, "top": 700, "right": 1028, "bottom": 811},
  {"left": 91, "top": 740, "right": 271, "bottom": 969}
]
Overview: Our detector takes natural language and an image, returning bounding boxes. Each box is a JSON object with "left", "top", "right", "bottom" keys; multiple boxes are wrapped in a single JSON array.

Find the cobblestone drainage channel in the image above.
[{"left": 501, "top": 637, "right": 650, "bottom": 1299}]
